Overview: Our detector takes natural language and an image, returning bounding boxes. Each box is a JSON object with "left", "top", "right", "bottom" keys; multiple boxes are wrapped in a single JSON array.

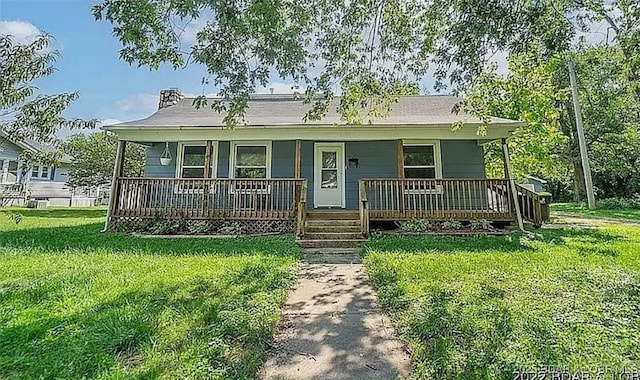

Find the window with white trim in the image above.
[
  {"left": 231, "top": 143, "right": 271, "bottom": 178},
  {"left": 6, "top": 160, "right": 19, "bottom": 183},
  {"left": 31, "top": 165, "right": 52, "bottom": 180},
  {"left": 176, "top": 143, "right": 215, "bottom": 178},
  {"left": 403, "top": 145, "right": 438, "bottom": 178}
]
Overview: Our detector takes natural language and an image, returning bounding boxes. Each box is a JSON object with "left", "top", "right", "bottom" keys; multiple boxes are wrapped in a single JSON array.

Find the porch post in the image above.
[
  {"left": 502, "top": 138, "right": 524, "bottom": 231},
  {"left": 202, "top": 140, "right": 213, "bottom": 217},
  {"left": 294, "top": 139, "right": 301, "bottom": 179},
  {"left": 396, "top": 139, "right": 404, "bottom": 178},
  {"left": 203, "top": 140, "right": 213, "bottom": 178},
  {"left": 103, "top": 140, "right": 126, "bottom": 232}
]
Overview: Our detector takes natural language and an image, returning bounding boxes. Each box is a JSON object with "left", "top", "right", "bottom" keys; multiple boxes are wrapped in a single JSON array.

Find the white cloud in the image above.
[
  {"left": 0, "top": 20, "right": 42, "bottom": 45},
  {"left": 114, "top": 93, "right": 159, "bottom": 113},
  {"left": 178, "top": 17, "right": 207, "bottom": 45}
]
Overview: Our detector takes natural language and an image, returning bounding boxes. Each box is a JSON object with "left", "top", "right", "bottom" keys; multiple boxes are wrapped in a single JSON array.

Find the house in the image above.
[
  {"left": 0, "top": 132, "right": 98, "bottom": 207},
  {"left": 103, "top": 89, "right": 547, "bottom": 242}
]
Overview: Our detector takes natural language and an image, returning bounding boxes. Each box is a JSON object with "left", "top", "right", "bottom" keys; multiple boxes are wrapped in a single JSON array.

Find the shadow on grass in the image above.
[
  {"left": 0, "top": 268, "right": 290, "bottom": 379},
  {"left": 0, "top": 222, "right": 300, "bottom": 257},
  {"left": 8, "top": 207, "right": 108, "bottom": 219},
  {"left": 363, "top": 227, "right": 628, "bottom": 256}
]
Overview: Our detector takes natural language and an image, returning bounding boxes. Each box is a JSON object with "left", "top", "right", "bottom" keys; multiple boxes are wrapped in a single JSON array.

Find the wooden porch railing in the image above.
[
  {"left": 515, "top": 184, "right": 544, "bottom": 226},
  {"left": 359, "top": 178, "right": 516, "bottom": 221},
  {"left": 111, "top": 178, "right": 306, "bottom": 221}
]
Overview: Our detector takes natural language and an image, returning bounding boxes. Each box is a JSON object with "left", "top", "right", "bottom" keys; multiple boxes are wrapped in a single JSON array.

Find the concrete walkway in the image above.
[{"left": 259, "top": 253, "right": 410, "bottom": 380}]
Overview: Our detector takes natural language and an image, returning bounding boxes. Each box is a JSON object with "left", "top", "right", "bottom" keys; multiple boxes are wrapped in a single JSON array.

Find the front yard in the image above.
[
  {"left": 364, "top": 225, "right": 640, "bottom": 379},
  {"left": 3, "top": 207, "right": 640, "bottom": 379},
  {"left": 553, "top": 203, "right": 640, "bottom": 221},
  {"left": 0, "top": 208, "right": 299, "bottom": 379}
]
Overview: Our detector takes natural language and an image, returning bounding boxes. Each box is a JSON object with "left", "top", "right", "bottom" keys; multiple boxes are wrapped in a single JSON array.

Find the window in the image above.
[
  {"left": 31, "top": 165, "right": 52, "bottom": 180},
  {"left": 231, "top": 142, "right": 271, "bottom": 178},
  {"left": 7, "top": 160, "right": 19, "bottom": 183},
  {"left": 403, "top": 144, "right": 440, "bottom": 179},
  {"left": 176, "top": 143, "right": 215, "bottom": 178}
]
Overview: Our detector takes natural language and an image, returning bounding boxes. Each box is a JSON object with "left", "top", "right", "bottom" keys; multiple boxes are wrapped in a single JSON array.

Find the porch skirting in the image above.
[{"left": 110, "top": 216, "right": 296, "bottom": 235}]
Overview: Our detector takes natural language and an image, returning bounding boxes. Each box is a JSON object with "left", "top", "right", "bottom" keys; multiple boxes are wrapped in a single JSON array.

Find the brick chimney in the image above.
[{"left": 158, "top": 88, "right": 184, "bottom": 109}]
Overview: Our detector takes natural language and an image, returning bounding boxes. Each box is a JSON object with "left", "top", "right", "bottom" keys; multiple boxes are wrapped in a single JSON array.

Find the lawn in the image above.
[
  {"left": 363, "top": 226, "right": 640, "bottom": 379},
  {"left": 0, "top": 208, "right": 300, "bottom": 379},
  {"left": 552, "top": 203, "right": 640, "bottom": 221}
]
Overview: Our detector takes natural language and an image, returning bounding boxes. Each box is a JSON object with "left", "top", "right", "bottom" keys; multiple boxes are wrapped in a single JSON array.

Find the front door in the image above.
[{"left": 314, "top": 143, "right": 345, "bottom": 208}]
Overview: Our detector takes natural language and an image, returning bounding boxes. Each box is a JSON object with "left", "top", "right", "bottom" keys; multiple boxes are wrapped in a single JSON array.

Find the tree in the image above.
[
  {"left": 467, "top": 46, "right": 640, "bottom": 201},
  {"left": 93, "top": 0, "right": 602, "bottom": 125},
  {"left": 65, "top": 132, "right": 146, "bottom": 189},
  {"left": 0, "top": 33, "right": 93, "bottom": 166},
  {"left": 464, "top": 50, "right": 572, "bottom": 196}
]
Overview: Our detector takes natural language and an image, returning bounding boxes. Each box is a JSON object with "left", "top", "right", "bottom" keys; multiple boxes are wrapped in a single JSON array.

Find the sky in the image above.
[
  {"left": 0, "top": 0, "right": 251, "bottom": 136},
  {"left": 0, "top": 1, "right": 613, "bottom": 139}
]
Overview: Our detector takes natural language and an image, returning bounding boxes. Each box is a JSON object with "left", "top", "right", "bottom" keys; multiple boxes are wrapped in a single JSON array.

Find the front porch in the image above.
[
  {"left": 106, "top": 176, "right": 546, "bottom": 236},
  {"left": 104, "top": 132, "right": 549, "bottom": 237}
]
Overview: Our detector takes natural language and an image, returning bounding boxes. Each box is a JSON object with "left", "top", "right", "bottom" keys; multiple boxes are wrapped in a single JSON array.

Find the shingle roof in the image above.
[
  {"left": 0, "top": 130, "right": 73, "bottom": 163},
  {"left": 106, "top": 95, "right": 523, "bottom": 129}
]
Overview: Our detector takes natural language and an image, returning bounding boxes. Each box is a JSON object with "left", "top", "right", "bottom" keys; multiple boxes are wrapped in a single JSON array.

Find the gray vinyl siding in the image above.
[
  {"left": 272, "top": 141, "right": 295, "bottom": 178},
  {"left": 145, "top": 142, "right": 177, "bottom": 177},
  {"left": 301, "top": 141, "right": 314, "bottom": 203},
  {"left": 344, "top": 141, "right": 398, "bottom": 209},
  {"left": 441, "top": 140, "right": 486, "bottom": 179},
  {"left": 53, "top": 166, "right": 70, "bottom": 182}
]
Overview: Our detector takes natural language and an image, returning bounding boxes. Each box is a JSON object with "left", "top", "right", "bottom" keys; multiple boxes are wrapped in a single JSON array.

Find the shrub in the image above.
[
  {"left": 218, "top": 221, "right": 243, "bottom": 235},
  {"left": 470, "top": 219, "right": 494, "bottom": 231},
  {"left": 597, "top": 197, "right": 640, "bottom": 210},
  {"left": 148, "top": 219, "right": 185, "bottom": 235},
  {"left": 400, "top": 219, "right": 431, "bottom": 233},
  {"left": 441, "top": 220, "right": 464, "bottom": 230},
  {"left": 188, "top": 220, "right": 213, "bottom": 234}
]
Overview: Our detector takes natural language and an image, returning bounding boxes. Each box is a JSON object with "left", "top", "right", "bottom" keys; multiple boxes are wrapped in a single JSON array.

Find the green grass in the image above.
[
  {"left": 552, "top": 203, "right": 640, "bottom": 221},
  {"left": 0, "top": 207, "right": 300, "bottom": 379},
  {"left": 363, "top": 227, "right": 640, "bottom": 379}
]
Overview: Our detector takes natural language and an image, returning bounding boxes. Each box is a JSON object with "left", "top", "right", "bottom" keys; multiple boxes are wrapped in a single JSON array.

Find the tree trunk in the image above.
[{"left": 573, "top": 160, "right": 586, "bottom": 202}]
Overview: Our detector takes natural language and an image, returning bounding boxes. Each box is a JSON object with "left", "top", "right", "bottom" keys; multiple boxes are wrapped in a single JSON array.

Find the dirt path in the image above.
[{"left": 259, "top": 254, "right": 410, "bottom": 380}]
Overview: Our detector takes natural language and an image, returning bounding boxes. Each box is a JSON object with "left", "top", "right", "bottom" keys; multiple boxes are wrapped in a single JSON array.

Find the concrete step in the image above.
[
  {"left": 305, "top": 225, "right": 361, "bottom": 233},
  {"left": 297, "top": 239, "right": 366, "bottom": 249},
  {"left": 304, "top": 232, "right": 364, "bottom": 240},
  {"left": 306, "top": 219, "right": 361, "bottom": 227},
  {"left": 307, "top": 211, "right": 360, "bottom": 220}
]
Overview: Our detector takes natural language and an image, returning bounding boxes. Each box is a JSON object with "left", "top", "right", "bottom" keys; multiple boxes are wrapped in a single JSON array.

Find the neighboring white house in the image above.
[{"left": 0, "top": 132, "right": 99, "bottom": 207}]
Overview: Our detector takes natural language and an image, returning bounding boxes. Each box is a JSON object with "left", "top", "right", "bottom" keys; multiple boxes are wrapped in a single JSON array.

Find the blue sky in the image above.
[{"left": 0, "top": 0, "right": 236, "bottom": 135}]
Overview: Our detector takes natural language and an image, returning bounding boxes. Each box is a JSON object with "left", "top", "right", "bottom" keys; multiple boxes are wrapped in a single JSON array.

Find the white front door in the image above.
[{"left": 314, "top": 143, "right": 345, "bottom": 208}]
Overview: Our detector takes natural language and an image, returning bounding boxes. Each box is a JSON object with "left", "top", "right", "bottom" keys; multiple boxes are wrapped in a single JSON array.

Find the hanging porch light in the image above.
[{"left": 160, "top": 142, "right": 172, "bottom": 166}]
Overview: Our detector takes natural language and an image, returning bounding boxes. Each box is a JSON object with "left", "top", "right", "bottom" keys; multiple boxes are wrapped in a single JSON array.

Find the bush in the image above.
[
  {"left": 440, "top": 220, "right": 464, "bottom": 230},
  {"left": 470, "top": 219, "right": 494, "bottom": 231},
  {"left": 401, "top": 219, "right": 431, "bottom": 233},
  {"left": 597, "top": 197, "right": 640, "bottom": 210},
  {"left": 188, "top": 220, "right": 213, "bottom": 234},
  {"left": 218, "top": 221, "right": 244, "bottom": 235},
  {"left": 149, "top": 220, "right": 178, "bottom": 235}
]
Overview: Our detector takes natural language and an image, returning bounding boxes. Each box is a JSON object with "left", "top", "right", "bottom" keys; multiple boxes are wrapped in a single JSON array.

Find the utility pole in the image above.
[{"left": 568, "top": 60, "right": 596, "bottom": 209}]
